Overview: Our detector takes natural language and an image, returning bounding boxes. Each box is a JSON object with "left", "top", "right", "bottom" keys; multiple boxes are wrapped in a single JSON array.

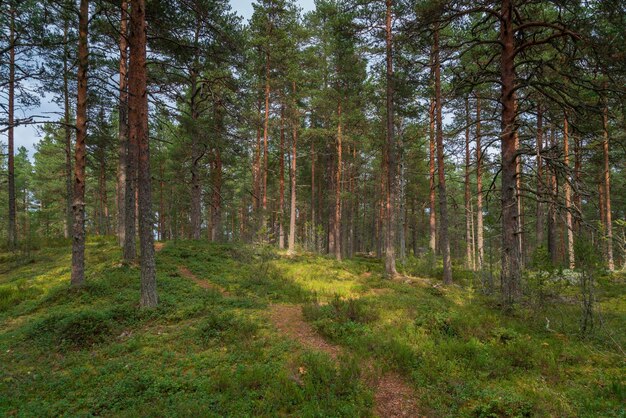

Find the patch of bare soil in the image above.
[
  {"left": 269, "top": 303, "right": 422, "bottom": 417},
  {"left": 372, "top": 371, "right": 423, "bottom": 417},
  {"left": 269, "top": 304, "right": 341, "bottom": 359},
  {"left": 177, "top": 265, "right": 230, "bottom": 295}
]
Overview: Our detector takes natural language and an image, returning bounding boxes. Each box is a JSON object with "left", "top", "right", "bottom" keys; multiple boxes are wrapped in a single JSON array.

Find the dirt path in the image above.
[
  {"left": 268, "top": 304, "right": 421, "bottom": 417},
  {"left": 178, "top": 262, "right": 421, "bottom": 417},
  {"left": 268, "top": 304, "right": 341, "bottom": 359},
  {"left": 177, "top": 265, "right": 230, "bottom": 295}
]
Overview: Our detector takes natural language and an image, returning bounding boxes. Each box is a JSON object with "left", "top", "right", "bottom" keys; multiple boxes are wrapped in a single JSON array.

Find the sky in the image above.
[{"left": 13, "top": 0, "right": 317, "bottom": 159}]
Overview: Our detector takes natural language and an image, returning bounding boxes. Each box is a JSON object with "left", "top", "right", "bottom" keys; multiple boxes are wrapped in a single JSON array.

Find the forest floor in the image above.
[{"left": 0, "top": 237, "right": 624, "bottom": 417}]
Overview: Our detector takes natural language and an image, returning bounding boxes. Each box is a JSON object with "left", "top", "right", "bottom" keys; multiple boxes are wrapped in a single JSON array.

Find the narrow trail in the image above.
[
  {"left": 177, "top": 258, "right": 422, "bottom": 417},
  {"left": 268, "top": 304, "right": 422, "bottom": 417},
  {"left": 268, "top": 304, "right": 341, "bottom": 359},
  {"left": 177, "top": 265, "right": 230, "bottom": 295}
]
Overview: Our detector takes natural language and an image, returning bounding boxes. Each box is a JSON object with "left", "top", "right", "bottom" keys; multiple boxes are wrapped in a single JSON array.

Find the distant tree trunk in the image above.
[
  {"left": 279, "top": 105, "right": 286, "bottom": 249},
  {"left": 433, "top": 24, "right": 451, "bottom": 284},
  {"left": 262, "top": 49, "right": 270, "bottom": 226},
  {"left": 130, "top": 0, "right": 157, "bottom": 307},
  {"left": 99, "top": 156, "right": 109, "bottom": 235},
  {"left": 602, "top": 100, "right": 614, "bottom": 271},
  {"left": 117, "top": 0, "right": 128, "bottom": 246},
  {"left": 536, "top": 102, "right": 544, "bottom": 248},
  {"left": 335, "top": 99, "right": 342, "bottom": 261},
  {"left": 71, "top": 0, "right": 89, "bottom": 287},
  {"left": 189, "top": 49, "right": 202, "bottom": 239},
  {"left": 464, "top": 98, "right": 474, "bottom": 270},
  {"left": 159, "top": 160, "right": 165, "bottom": 240},
  {"left": 310, "top": 140, "right": 316, "bottom": 250},
  {"left": 288, "top": 82, "right": 298, "bottom": 255},
  {"left": 210, "top": 101, "right": 223, "bottom": 242},
  {"left": 516, "top": 131, "right": 524, "bottom": 265},
  {"left": 63, "top": 19, "right": 73, "bottom": 241},
  {"left": 351, "top": 146, "right": 358, "bottom": 256},
  {"left": 573, "top": 133, "right": 582, "bottom": 232},
  {"left": 428, "top": 96, "right": 436, "bottom": 254},
  {"left": 384, "top": 0, "right": 397, "bottom": 277},
  {"left": 548, "top": 128, "right": 558, "bottom": 264},
  {"left": 211, "top": 148, "right": 222, "bottom": 242},
  {"left": 475, "top": 94, "right": 484, "bottom": 272},
  {"left": 7, "top": 6, "right": 17, "bottom": 249},
  {"left": 253, "top": 98, "right": 261, "bottom": 212},
  {"left": 563, "top": 114, "right": 575, "bottom": 269},
  {"left": 499, "top": 0, "right": 521, "bottom": 304}
]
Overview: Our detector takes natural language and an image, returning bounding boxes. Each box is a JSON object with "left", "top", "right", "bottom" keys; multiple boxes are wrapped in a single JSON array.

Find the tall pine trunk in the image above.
[
  {"left": 384, "top": 0, "right": 397, "bottom": 276},
  {"left": 71, "top": 0, "right": 89, "bottom": 287},
  {"left": 63, "top": 19, "right": 73, "bottom": 240},
  {"left": 428, "top": 97, "right": 436, "bottom": 254},
  {"left": 262, "top": 50, "right": 270, "bottom": 228},
  {"left": 464, "top": 98, "right": 474, "bottom": 270},
  {"left": 602, "top": 99, "right": 614, "bottom": 271},
  {"left": 433, "top": 24, "right": 452, "bottom": 284},
  {"left": 7, "top": 5, "right": 17, "bottom": 249},
  {"left": 310, "top": 140, "right": 316, "bottom": 251},
  {"left": 279, "top": 105, "right": 286, "bottom": 249},
  {"left": 117, "top": 0, "right": 129, "bottom": 246},
  {"left": 536, "top": 103, "right": 544, "bottom": 248},
  {"left": 475, "top": 94, "right": 485, "bottom": 273},
  {"left": 564, "top": 114, "right": 575, "bottom": 268},
  {"left": 547, "top": 127, "right": 558, "bottom": 264},
  {"left": 288, "top": 82, "right": 298, "bottom": 255},
  {"left": 335, "top": 100, "right": 342, "bottom": 261},
  {"left": 499, "top": 0, "right": 521, "bottom": 304},
  {"left": 130, "top": 0, "right": 157, "bottom": 307}
]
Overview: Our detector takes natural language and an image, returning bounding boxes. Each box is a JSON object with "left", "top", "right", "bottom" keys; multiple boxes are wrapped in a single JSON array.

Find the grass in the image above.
[{"left": 0, "top": 238, "right": 624, "bottom": 417}]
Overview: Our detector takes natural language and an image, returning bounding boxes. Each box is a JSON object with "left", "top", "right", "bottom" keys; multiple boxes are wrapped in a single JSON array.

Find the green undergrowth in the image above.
[{"left": 1, "top": 238, "right": 624, "bottom": 416}]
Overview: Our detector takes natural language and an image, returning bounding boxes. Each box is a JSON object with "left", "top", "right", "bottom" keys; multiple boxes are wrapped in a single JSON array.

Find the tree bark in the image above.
[
  {"left": 384, "top": 0, "right": 397, "bottom": 276},
  {"left": 189, "top": 26, "right": 202, "bottom": 240},
  {"left": 117, "top": 0, "right": 129, "bottom": 246},
  {"left": 465, "top": 98, "right": 474, "bottom": 270},
  {"left": 563, "top": 114, "right": 575, "bottom": 269},
  {"left": 602, "top": 100, "right": 614, "bottom": 271},
  {"left": 262, "top": 49, "right": 270, "bottom": 228},
  {"left": 130, "top": 0, "right": 157, "bottom": 307},
  {"left": 335, "top": 99, "right": 342, "bottom": 261},
  {"left": 279, "top": 105, "right": 286, "bottom": 249},
  {"left": 253, "top": 98, "right": 261, "bottom": 212},
  {"left": 428, "top": 97, "right": 436, "bottom": 254},
  {"left": 433, "top": 24, "right": 452, "bottom": 284},
  {"left": 63, "top": 18, "right": 73, "bottom": 241},
  {"left": 499, "top": 0, "right": 521, "bottom": 304},
  {"left": 7, "top": 5, "right": 17, "bottom": 249},
  {"left": 475, "top": 94, "right": 484, "bottom": 272},
  {"left": 536, "top": 102, "right": 544, "bottom": 248},
  {"left": 310, "top": 139, "right": 316, "bottom": 250},
  {"left": 288, "top": 82, "right": 298, "bottom": 255},
  {"left": 210, "top": 148, "right": 222, "bottom": 242},
  {"left": 71, "top": 0, "right": 89, "bottom": 287},
  {"left": 210, "top": 101, "right": 223, "bottom": 242},
  {"left": 547, "top": 127, "right": 558, "bottom": 264}
]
